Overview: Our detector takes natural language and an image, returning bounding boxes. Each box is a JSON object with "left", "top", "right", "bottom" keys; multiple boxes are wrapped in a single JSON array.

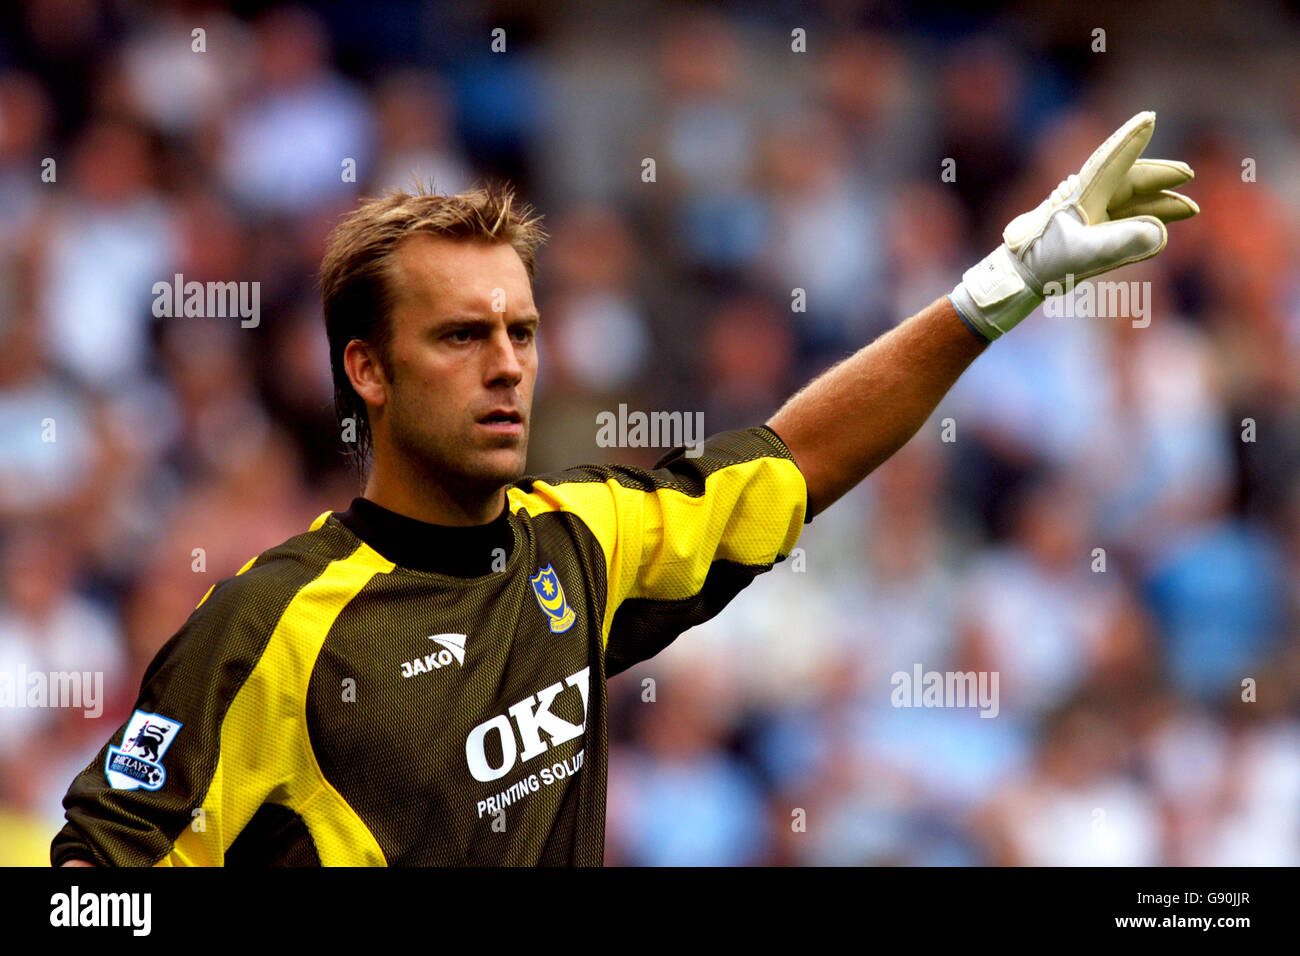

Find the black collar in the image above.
[{"left": 334, "top": 497, "right": 514, "bottom": 577}]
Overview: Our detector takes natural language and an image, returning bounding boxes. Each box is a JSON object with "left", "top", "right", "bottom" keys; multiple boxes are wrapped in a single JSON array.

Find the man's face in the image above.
[{"left": 373, "top": 234, "right": 538, "bottom": 496}]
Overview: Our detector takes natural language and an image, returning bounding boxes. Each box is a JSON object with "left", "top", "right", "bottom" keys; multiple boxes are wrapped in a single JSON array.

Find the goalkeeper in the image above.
[{"left": 53, "top": 112, "right": 1196, "bottom": 866}]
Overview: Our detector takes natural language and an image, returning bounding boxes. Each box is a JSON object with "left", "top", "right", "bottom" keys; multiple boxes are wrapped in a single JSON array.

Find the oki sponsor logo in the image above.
[{"left": 465, "top": 666, "right": 590, "bottom": 782}]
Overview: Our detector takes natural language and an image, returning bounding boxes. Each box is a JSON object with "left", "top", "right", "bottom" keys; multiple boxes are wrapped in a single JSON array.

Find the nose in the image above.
[{"left": 483, "top": 323, "right": 524, "bottom": 388}]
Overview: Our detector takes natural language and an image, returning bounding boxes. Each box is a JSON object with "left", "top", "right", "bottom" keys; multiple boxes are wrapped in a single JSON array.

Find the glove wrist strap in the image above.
[{"left": 948, "top": 244, "right": 1045, "bottom": 341}]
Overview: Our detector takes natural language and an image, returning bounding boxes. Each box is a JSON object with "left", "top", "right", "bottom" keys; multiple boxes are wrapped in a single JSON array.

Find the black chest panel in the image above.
[{"left": 305, "top": 508, "right": 610, "bottom": 865}]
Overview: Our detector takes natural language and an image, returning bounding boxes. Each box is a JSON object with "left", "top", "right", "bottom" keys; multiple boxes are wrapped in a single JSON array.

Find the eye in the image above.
[
  {"left": 511, "top": 326, "right": 535, "bottom": 343},
  {"left": 447, "top": 328, "right": 472, "bottom": 344}
]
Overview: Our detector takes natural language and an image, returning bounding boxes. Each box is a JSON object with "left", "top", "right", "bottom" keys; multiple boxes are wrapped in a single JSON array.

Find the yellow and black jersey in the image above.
[{"left": 50, "top": 425, "right": 808, "bottom": 866}]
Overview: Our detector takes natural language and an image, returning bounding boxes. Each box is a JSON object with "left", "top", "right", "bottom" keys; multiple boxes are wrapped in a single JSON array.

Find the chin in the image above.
[
  {"left": 464, "top": 448, "right": 528, "bottom": 488},
  {"left": 398, "top": 436, "right": 522, "bottom": 499}
]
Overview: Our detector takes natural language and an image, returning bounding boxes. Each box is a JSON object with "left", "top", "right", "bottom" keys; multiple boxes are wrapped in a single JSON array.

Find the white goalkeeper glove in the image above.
[{"left": 948, "top": 110, "right": 1199, "bottom": 341}]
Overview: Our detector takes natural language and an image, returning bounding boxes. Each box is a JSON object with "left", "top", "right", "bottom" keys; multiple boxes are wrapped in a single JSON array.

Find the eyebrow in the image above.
[{"left": 430, "top": 313, "right": 540, "bottom": 332}]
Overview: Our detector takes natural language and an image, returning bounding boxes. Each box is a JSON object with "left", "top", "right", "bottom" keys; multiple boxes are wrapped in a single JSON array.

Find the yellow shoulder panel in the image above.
[
  {"left": 158, "top": 542, "right": 396, "bottom": 866},
  {"left": 508, "top": 453, "right": 805, "bottom": 648}
]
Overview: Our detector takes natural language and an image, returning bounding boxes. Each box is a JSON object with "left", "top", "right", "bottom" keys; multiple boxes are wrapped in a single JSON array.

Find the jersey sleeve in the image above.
[
  {"left": 509, "top": 424, "right": 809, "bottom": 676},
  {"left": 49, "top": 539, "right": 361, "bottom": 867}
]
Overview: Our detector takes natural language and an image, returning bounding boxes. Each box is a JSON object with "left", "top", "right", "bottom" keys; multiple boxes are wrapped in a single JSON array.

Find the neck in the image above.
[
  {"left": 335, "top": 497, "right": 513, "bottom": 575},
  {"left": 362, "top": 453, "right": 506, "bottom": 526}
]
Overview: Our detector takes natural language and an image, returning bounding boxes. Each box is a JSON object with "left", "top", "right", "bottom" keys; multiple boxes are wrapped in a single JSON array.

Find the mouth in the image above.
[{"left": 476, "top": 409, "right": 524, "bottom": 436}]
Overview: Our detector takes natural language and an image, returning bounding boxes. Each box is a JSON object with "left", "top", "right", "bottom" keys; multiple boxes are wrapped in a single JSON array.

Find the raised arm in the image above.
[
  {"left": 767, "top": 297, "right": 983, "bottom": 518},
  {"left": 769, "top": 110, "right": 1198, "bottom": 518}
]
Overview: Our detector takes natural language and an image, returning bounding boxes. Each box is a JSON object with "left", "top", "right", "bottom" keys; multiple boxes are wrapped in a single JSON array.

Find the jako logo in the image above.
[
  {"left": 465, "top": 666, "right": 590, "bottom": 782},
  {"left": 400, "top": 634, "right": 467, "bottom": 678}
]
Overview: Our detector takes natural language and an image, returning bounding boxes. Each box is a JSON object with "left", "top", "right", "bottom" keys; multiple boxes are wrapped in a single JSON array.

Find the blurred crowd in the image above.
[{"left": 0, "top": 0, "right": 1297, "bottom": 865}]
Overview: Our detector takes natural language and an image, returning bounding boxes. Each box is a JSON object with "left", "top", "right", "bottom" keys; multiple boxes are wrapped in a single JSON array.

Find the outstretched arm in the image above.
[
  {"left": 769, "top": 110, "right": 1198, "bottom": 519},
  {"left": 767, "top": 297, "right": 984, "bottom": 518}
]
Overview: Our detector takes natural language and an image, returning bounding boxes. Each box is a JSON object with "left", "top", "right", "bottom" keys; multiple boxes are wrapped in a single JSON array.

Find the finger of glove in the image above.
[
  {"left": 1069, "top": 215, "right": 1168, "bottom": 280},
  {"left": 1106, "top": 189, "right": 1200, "bottom": 223},
  {"left": 1077, "top": 111, "right": 1156, "bottom": 225},
  {"left": 1108, "top": 159, "right": 1195, "bottom": 209}
]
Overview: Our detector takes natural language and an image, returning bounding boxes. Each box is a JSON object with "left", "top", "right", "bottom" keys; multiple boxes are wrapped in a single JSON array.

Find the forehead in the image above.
[{"left": 387, "top": 234, "right": 533, "bottom": 313}]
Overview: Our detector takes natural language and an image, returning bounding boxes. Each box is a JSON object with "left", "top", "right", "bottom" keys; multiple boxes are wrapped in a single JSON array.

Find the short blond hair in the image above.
[{"left": 319, "top": 183, "right": 546, "bottom": 471}]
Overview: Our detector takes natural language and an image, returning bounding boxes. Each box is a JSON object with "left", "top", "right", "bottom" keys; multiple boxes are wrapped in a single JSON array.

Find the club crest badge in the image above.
[
  {"left": 105, "top": 710, "right": 183, "bottom": 791},
  {"left": 530, "top": 564, "right": 576, "bottom": 633}
]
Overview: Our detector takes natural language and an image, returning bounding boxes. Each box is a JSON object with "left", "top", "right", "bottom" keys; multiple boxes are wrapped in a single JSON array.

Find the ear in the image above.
[{"left": 344, "top": 338, "right": 389, "bottom": 411}]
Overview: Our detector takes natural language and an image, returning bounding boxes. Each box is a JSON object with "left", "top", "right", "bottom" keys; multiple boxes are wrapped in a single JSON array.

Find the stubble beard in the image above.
[{"left": 392, "top": 405, "right": 528, "bottom": 508}]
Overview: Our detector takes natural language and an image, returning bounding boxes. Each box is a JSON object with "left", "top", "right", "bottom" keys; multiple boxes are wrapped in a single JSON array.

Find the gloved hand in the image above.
[{"left": 948, "top": 110, "right": 1199, "bottom": 341}]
